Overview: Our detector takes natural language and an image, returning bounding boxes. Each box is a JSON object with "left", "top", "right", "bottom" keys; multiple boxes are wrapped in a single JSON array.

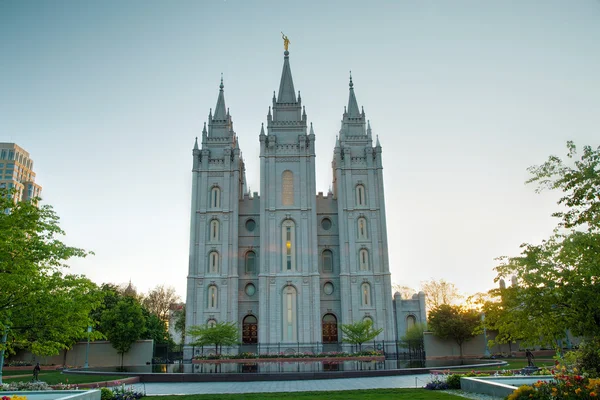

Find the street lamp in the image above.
[
  {"left": 84, "top": 326, "right": 92, "bottom": 368},
  {"left": 481, "top": 313, "right": 491, "bottom": 358}
]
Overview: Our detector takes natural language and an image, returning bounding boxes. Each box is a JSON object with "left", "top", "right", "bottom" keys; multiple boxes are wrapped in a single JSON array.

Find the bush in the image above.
[
  {"left": 0, "top": 381, "right": 52, "bottom": 391},
  {"left": 446, "top": 374, "right": 461, "bottom": 389},
  {"left": 572, "top": 338, "right": 600, "bottom": 377},
  {"left": 101, "top": 387, "right": 115, "bottom": 400},
  {"left": 424, "top": 376, "right": 449, "bottom": 390}
]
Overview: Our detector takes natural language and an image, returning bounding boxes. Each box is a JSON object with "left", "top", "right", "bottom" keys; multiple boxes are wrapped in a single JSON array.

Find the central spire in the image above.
[
  {"left": 277, "top": 51, "right": 297, "bottom": 103},
  {"left": 347, "top": 71, "right": 360, "bottom": 118},
  {"left": 213, "top": 75, "right": 227, "bottom": 121}
]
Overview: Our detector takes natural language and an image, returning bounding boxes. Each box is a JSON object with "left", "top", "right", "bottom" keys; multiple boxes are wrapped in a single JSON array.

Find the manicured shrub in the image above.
[
  {"left": 445, "top": 374, "right": 461, "bottom": 389},
  {"left": 424, "top": 376, "right": 449, "bottom": 390}
]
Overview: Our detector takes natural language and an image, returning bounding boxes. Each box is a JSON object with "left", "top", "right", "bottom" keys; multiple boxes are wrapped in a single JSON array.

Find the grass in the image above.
[
  {"left": 450, "top": 357, "right": 554, "bottom": 372},
  {"left": 3, "top": 370, "right": 127, "bottom": 385},
  {"left": 146, "top": 389, "right": 465, "bottom": 399}
]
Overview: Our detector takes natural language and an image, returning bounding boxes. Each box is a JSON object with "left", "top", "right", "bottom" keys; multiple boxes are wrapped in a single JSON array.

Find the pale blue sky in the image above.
[{"left": 1, "top": 0, "right": 599, "bottom": 300}]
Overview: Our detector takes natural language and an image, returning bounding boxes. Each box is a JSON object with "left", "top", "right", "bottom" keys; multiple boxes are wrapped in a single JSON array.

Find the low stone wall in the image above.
[{"left": 9, "top": 340, "right": 154, "bottom": 367}]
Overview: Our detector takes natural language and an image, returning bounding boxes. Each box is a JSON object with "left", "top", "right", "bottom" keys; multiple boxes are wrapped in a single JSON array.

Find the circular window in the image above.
[
  {"left": 245, "top": 283, "right": 256, "bottom": 297},
  {"left": 321, "top": 218, "right": 332, "bottom": 230},
  {"left": 246, "top": 219, "right": 256, "bottom": 232},
  {"left": 323, "top": 282, "right": 334, "bottom": 295}
]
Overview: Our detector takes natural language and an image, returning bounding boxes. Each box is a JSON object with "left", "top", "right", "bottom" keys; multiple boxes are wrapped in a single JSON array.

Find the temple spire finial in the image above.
[
  {"left": 347, "top": 72, "right": 360, "bottom": 117},
  {"left": 213, "top": 75, "right": 227, "bottom": 120}
]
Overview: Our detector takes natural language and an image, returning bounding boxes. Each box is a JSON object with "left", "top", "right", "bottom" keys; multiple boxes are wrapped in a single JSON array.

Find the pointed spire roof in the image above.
[
  {"left": 193, "top": 137, "right": 199, "bottom": 150},
  {"left": 213, "top": 75, "right": 227, "bottom": 121},
  {"left": 277, "top": 51, "right": 296, "bottom": 103},
  {"left": 347, "top": 71, "right": 360, "bottom": 118}
]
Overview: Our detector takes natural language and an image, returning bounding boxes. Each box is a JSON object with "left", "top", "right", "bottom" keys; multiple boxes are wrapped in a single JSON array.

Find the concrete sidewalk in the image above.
[{"left": 132, "top": 373, "right": 433, "bottom": 395}]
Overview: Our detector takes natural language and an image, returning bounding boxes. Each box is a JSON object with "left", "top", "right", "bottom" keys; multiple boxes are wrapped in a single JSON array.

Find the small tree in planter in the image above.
[
  {"left": 340, "top": 319, "right": 383, "bottom": 352},
  {"left": 428, "top": 304, "right": 479, "bottom": 359},
  {"left": 188, "top": 322, "right": 239, "bottom": 356}
]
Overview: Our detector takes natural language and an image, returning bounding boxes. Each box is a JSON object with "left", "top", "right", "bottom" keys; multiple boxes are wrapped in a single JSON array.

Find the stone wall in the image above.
[{"left": 11, "top": 340, "right": 153, "bottom": 367}]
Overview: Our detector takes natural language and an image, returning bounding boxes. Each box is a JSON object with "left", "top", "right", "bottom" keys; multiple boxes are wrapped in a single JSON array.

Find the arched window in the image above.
[
  {"left": 283, "top": 286, "right": 297, "bottom": 342},
  {"left": 356, "top": 184, "right": 366, "bottom": 206},
  {"left": 210, "top": 187, "right": 221, "bottom": 208},
  {"left": 208, "top": 286, "right": 218, "bottom": 309},
  {"left": 207, "top": 319, "right": 217, "bottom": 327},
  {"left": 282, "top": 170, "right": 294, "bottom": 206},
  {"left": 406, "top": 315, "right": 416, "bottom": 330},
  {"left": 357, "top": 217, "right": 368, "bottom": 240},
  {"left": 361, "top": 283, "right": 371, "bottom": 307},
  {"left": 245, "top": 251, "right": 256, "bottom": 274},
  {"left": 210, "top": 219, "right": 219, "bottom": 241},
  {"left": 322, "top": 249, "right": 333, "bottom": 273},
  {"left": 359, "top": 249, "right": 369, "bottom": 271},
  {"left": 208, "top": 251, "right": 219, "bottom": 274},
  {"left": 282, "top": 220, "right": 296, "bottom": 271}
]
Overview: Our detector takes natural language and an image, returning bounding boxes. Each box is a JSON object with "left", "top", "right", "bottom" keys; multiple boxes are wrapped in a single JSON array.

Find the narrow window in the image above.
[
  {"left": 210, "top": 220, "right": 219, "bottom": 241},
  {"left": 361, "top": 283, "right": 371, "bottom": 307},
  {"left": 211, "top": 187, "right": 221, "bottom": 208},
  {"left": 245, "top": 251, "right": 256, "bottom": 274},
  {"left": 359, "top": 249, "right": 369, "bottom": 271},
  {"left": 358, "top": 217, "right": 368, "bottom": 240},
  {"left": 209, "top": 252, "right": 219, "bottom": 274},
  {"left": 356, "top": 184, "right": 366, "bottom": 206},
  {"left": 283, "top": 286, "right": 297, "bottom": 342},
  {"left": 322, "top": 250, "right": 333, "bottom": 273},
  {"left": 407, "top": 315, "right": 416, "bottom": 330},
  {"left": 208, "top": 286, "right": 218, "bottom": 309},
  {"left": 282, "top": 220, "right": 296, "bottom": 271}
]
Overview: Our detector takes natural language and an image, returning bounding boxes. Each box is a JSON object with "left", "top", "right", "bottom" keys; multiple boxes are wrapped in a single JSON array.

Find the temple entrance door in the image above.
[
  {"left": 242, "top": 315, "right": 258, "bottom": 344},
  {"left": 322, "top": 314, "right": 339, "bottom": 351}
]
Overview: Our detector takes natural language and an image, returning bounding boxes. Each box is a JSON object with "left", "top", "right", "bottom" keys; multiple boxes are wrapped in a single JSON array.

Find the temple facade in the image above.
[{"left": 184, "top": 49, "right": 425, "bottom": 356}]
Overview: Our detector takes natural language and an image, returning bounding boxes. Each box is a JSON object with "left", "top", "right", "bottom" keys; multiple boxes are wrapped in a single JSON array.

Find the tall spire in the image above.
[
  {"left": 213, "top": 74, "right": 227, "bottom": 121},
  {"left": 347, "top": 71, "right": 360, "bottom": 118},
  {"left": 277, "top": 51, "right": 296, "bottom": 103}
]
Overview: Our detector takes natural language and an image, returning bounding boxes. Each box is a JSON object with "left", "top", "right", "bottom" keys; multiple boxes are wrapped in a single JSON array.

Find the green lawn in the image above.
[
  {"left": 3, "top": 370, "right": 127, "bottom": 385},
  {"left": 147, "top": 389, "right": 464, "bottom": 399}
]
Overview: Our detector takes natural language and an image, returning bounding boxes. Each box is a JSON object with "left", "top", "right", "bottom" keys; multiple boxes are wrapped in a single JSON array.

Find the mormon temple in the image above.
[{"left": 184, "top": 47, "right": 425, "bottom": 356}]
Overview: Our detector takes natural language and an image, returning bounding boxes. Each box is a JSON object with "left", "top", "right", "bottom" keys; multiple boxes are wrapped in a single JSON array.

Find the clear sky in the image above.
[{"left": 1, "top": 0, "right": 599, "bottom": 301}]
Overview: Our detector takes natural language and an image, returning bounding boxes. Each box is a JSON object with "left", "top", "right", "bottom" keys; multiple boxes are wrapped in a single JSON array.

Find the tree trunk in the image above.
[{"left": 62, "top": 348, "right": 69, "bottom": 367}]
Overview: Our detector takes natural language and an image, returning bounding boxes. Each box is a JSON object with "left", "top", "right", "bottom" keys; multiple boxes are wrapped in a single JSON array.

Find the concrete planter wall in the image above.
[{"left": 0, "top": 390, "right": 100, "bottom": 400}]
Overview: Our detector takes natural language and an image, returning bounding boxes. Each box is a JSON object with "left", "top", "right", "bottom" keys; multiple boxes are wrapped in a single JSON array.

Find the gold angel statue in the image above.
[{"left": 281, "top": 32, "right": 290, "bottom": 51}]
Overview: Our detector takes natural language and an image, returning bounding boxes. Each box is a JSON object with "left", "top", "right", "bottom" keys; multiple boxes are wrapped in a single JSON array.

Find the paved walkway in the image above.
[{"left": 132, "top": 374, "right": 433, "bottom": 395}]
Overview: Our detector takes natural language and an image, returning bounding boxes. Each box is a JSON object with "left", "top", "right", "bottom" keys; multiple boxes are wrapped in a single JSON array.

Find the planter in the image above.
[{"left": 192, "top": 356, "right": 385, "bottom": 364}]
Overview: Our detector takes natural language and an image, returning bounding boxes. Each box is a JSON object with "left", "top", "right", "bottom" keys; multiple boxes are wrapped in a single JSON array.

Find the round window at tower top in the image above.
[
  {"left": 245, "top": 283, "right": 256, "bottom": 297},
  {"left": 321, "top": 218, "right": 332, "bottom": 230},
  {"left": 323, "top": 282, "right": 334, "bottom": 295},
  {"left": 246, "top": 219, "right": 256, "bottom": 232}
]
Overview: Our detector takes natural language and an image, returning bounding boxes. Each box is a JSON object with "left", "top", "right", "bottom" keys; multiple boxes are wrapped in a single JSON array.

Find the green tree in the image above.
[
  {"left": 141, "top": 308, "right": 173, "bottom": 347},
  {"left": 339, "top": 320, "right": 383, "bottom": 351},
  {"left": 428, "top": 304, "right": 480, "bottom": 358},
  {"left": 0, "top": 189, "right": 94, "bottom": 358},
  {"left": 488, "top": 142, "right": 600, "bottom": 346},
  {"left": 101, "top": 296, "right": 145, "bottom": 367},
  {"left": 187, "top": 322, "right": 239, "bottom": 355},
  {"left": 173, "top": 305, "right": 186, "bottom": 345}
]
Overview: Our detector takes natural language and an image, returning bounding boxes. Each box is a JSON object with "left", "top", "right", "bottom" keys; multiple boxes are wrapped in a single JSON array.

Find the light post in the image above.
[
  {"left": 0, "top": 326, "right": 9, "bottom": 384},
  {"left": 84, "top": 326, "right": 92, "bottom": 369},
  {"left": 481, "top": 313, "right": 491, "bottom": 358}
]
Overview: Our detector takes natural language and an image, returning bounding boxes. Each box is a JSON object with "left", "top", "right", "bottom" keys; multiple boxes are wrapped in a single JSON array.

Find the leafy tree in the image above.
[
  {"left": 487, "top": 142, "right": 600, "bottom": 347},
  {"left": 187, "top": 322, "right": 239, "bottom": 354},
  {"left": 339, "top": 320, "right": 383, "bottom": 351},
  {"left": 0, "top": 189, "right": 95, "bottom": 358},
  {"left": 142, "top": 285, "right": 180, "bottom": 322},
  {"left": 101, "top": 296, "right": 145, "bottom": 367},
  {"left": 173, "top": 305, "right": 186, "bottom": 345},
  {"left": 420, "top": 279, "right": 462, "bottom": 312},
  {"left": 428, "top": 304, "right": 480, "bottom": 358},
  {"left": 141, "top": 308, "right": 173, "bottom": 347}
]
